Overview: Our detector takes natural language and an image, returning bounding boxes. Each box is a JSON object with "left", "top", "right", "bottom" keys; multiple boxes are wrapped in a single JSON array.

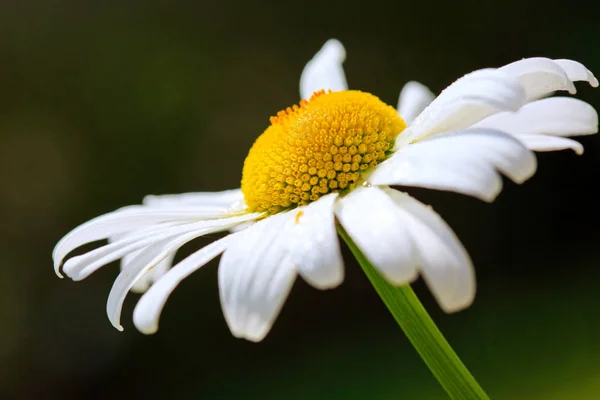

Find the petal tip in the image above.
[
  {"left": 440, "top": 299, "right": 473, "bottom": 314},
  {"left": 243, "top": 333, "right": 266, "bottom": 343},
  {"left": 54, "top": 264, "right": 64, "bottom": 278},
  {"left": 305, "top": 273, "right": 344, "bottom": 290},
  {"left": 135, "top": 321, "right": 159, "bottom": 335},
  {"left": 323, "top": 38, "right": 346, "bottom": 61},
  {"left": 133, "top": 308, "right": 159, "bottom": 335},
  {"left": 437, "top": 285, "right": 476, "bottom": 314},
  {"left": 383, "top": 268, "right": 419, "bottom": 287},
  {"left": 237, "top": 328, "right": 268, "bottom": 343}
]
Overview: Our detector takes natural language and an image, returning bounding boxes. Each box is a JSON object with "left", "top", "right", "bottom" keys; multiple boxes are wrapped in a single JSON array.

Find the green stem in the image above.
[{"left": 338, "top": 226, "right": 489, "bottom": 400}]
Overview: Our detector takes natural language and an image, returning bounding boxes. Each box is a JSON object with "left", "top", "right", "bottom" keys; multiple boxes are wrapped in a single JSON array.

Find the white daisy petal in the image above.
[
  {"left": 130, "top": 253, "right": 174, "bottom": 293},
  {"left": 63, "top": 222, "right": 189, "bottom": 280},
  {"left": 403, "top": 69, "right": 526, "bottom": 145},
  {"left": 499, "top": 57, "right": 575, "bottom": 100},
  {"left": 426, "top": 130, "right": 538, "bottom": 184},
  {"left": 335, "top": 186, "right": 418, "bottom": 285},
  {"left": 133, "top": 234, "right": 236, "bottom": 335},
  {"left": 554, "top": 59, "right": 599, "bottom": 88},
  {"left": 62, "top": 213, "right": 262, "bottom": 281},
  {"left": 53, "top": 206, "right": 245, "bottom": 275},
  {"left": 107, "top": 219, "right": 241, "bottom": 331},
  {"left": 513, "top": 134, "right": 584, "bottom": 155},
  {"left": 229, "top": 220, "right": 257, "bottom": 233},
  {"left": 474, "top": 97, "right": 598, "bottom": 138},
  {"left": 384, "top": 188, "right": 475, "bottom": 313},
  {"left": 108, "top": 237, "right": 177, "bottom": 331},
  {"left": 397, "top": 81, "right": 435, "bottom": 125},
  {"left": 219, "top": 212, "right": 296, "bottom": 342},
  {"left": 112, "top": 233, "right": 176, "bottom": 294},
  {"left": 371, "top": 129, "right": 537, "bottom": 202},
  {"left": 110, "top": 190, "right": 248, "bottom": 290},
  {"left": 53, "top": 42, "right": 599, "bottom": 342},
  {"left": 499, "top": 58, "right": 598, "bottom": 101},
  {"left": 300, "top": 39, "right": 348, "bottom": 100},
  {"left": 287, "top": 193, "right": 343, "bottom": 290},
  {"left": 143, "top": 189, "right": 244, "bottom": 208}
]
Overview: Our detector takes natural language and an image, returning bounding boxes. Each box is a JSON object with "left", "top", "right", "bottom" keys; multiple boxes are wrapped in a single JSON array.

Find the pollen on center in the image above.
[{"left": 241, "top": 90, "right": 407, "bottom": 213}]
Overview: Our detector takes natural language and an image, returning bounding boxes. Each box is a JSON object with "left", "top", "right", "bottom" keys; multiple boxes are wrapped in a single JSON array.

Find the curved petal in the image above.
[
  {"left": 499, "top": 58, "right": 598, "bottom": 101},
  {"left": 113, "top": 235, "right": 176, "bottom": 294},
  {"left": 335, "top": 186, "right": 418, "bottom": 285},
  {"left": 133, "top": 234, "right": 236, "bottom": 334},
  {"left": 397, "top": 81, "right": 435, "bottom": 125},
  {"left": 300, "top": 39, "right": 348, "bottom": 100},
  {"left": 218, "top": 212, "right": 296, "bottom": 342},
  {"left": 143, "top": 189, "right": 245, "bottom": 209},
  {"left": 513, "top": 134, "right": 584, "bottom": 155},
  {"left": 53, "top": 206, "right": 252, "bottom": 275},
  {"left": 384, "top": 188, "right": 475, "bottom": 312},
  {"left": 108, "top": 237, "right": 178, "bottom": 331},
  {"left": 62, "top": 213, "right": 261, "bottom": 281},
  {"left": 286, "top": 193, "right": 343, "bottom": 290},
  {"left": 554, "top": 59, "right": 599, "bottom": 87},
  {"left": 401, "top": 69, "right": 526, "bottom": 145},
  {"left": 63, "top": 222, "right": 192, "bottom": 280},
  {"left": 371, "top": 129, "right": 537, "bottom": 202},
  {"left": 130, "top": 253, "right": 174, "bottom": 293},
  {"left": 474, "top": 97, "right": 598, "bottom": 137},
  {"left": 108, "top": 224, "right": 239, "bottom": 331}
]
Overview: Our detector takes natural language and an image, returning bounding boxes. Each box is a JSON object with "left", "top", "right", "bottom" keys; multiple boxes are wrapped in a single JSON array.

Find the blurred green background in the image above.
[{"left": 1, "top": 0, "right": 599, "bottom": 399}]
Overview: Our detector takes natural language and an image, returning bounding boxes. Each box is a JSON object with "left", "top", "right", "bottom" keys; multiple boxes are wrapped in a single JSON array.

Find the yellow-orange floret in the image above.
[{"left": 241, "top": 90, "right": 406, "bottom": 213}]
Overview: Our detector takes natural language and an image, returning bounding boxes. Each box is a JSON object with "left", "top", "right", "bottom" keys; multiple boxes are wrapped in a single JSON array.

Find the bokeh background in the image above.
[{"left": 1, "top": 0, "right": 599, "bottom": 399}]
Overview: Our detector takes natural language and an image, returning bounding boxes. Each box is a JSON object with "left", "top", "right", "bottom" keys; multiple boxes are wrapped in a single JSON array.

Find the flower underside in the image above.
[{"left": 241, "top": 90, "right": 407, "bottom": 213}]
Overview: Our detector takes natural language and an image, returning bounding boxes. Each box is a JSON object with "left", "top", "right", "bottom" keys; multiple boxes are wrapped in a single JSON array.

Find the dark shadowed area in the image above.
[{"left": 1, "top": 0, "right": 599, "bottom": 399}]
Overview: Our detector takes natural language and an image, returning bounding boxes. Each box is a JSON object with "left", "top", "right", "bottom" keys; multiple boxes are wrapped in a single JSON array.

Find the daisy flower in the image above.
[{"left": 53, "top": 39, "right": 598, "bottom": 342}]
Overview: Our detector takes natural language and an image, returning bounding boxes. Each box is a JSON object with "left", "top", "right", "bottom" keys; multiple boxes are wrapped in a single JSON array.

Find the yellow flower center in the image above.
[{"left": 241, "top": 90, "right": 406, "bottom": 213}]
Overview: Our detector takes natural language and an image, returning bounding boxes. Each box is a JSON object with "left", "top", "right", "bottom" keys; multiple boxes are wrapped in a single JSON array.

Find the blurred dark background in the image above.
[{"left": 1, "top": 0, "right": 599, "bottom": 399}]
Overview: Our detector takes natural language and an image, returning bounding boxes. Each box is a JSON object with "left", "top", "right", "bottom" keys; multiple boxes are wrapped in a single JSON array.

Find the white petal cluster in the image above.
[{"left": 54, "top": 40, "right": 597, "bottom": 342}]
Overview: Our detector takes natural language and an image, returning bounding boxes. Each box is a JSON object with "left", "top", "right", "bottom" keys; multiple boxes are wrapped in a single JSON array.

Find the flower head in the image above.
[
  {"left": 242, "top": 89, "right": 405, "bottom": 212},
  {"left": 53, "top": 39, "right": 598, "bottom": 342}
]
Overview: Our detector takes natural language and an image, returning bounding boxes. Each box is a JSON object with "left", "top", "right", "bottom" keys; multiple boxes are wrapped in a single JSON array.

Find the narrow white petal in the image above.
[
  {"left": 114, "top": 235, "right": 142, "bottom": 282},
  {"left": 63, "top": 222, "right": 188, "bottom": 280},
  {"left": 372, "top": 159, "right": 502, "bottom": 202},
  {"left": 499, "top": 58, "right": 598, "bottom": 101},
  {"left": 219, "top": 212, "right": 296, "bottom": 342},
  {"left": 133, "top": 234, "right": 235, "bottom": 334},
  {"left": 108, "top": 237, "right": 175, "bottom": 331},
  {"left": 113, "top": 233, "right": 175, "bottom": 294},
  {"left": 143, "top": 189, "right": 244, "bottom": 208},
  {"left": 300, "top": 39, "right": 348, "bottom": 100},
  {"left": 474, "top": 97, "right": 598, "bottom": 138},
  {"left": 371, "top": 129, "right": 537, "bottom": 202},
  {"left": 62, "top": 213, "right": 262, "bottom": 281},
  {"left": 335, "top": 186, "right": 418, "bottom": 285},
  {"left": 499, "top": 57, "right": 575, "bottom": 100},
  {"left": 513, "top": 134, "right": 584, "bottom": 155},
  {"left": 403, "top": 69, "right": 526, "bottom": 145},
  {"left": 107, "top": 225, "right": 228, "bottom": 331},
  {"left": 286, "top": 193, "right": 343, "bottom": 290},
  {"left": 53, "top": 206, "right": 249, "bottom": 275},
  {"left": 553, "top": 59, "right": 598, "bottom": 88},
  {"left": 229, "top": 220, "right": 256, "bottom": 233},
  {"left": 426, "top": 130, "right": 538, "bottom": 184},
  {"left": 384, "top": 188, "right": 475, "bottom": 312},
  {"left": 130, "top": 253, "right": 174, "bottom": 293},
  {"left": 397, "top": 81, "right": 435, "bottom": 125}
]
